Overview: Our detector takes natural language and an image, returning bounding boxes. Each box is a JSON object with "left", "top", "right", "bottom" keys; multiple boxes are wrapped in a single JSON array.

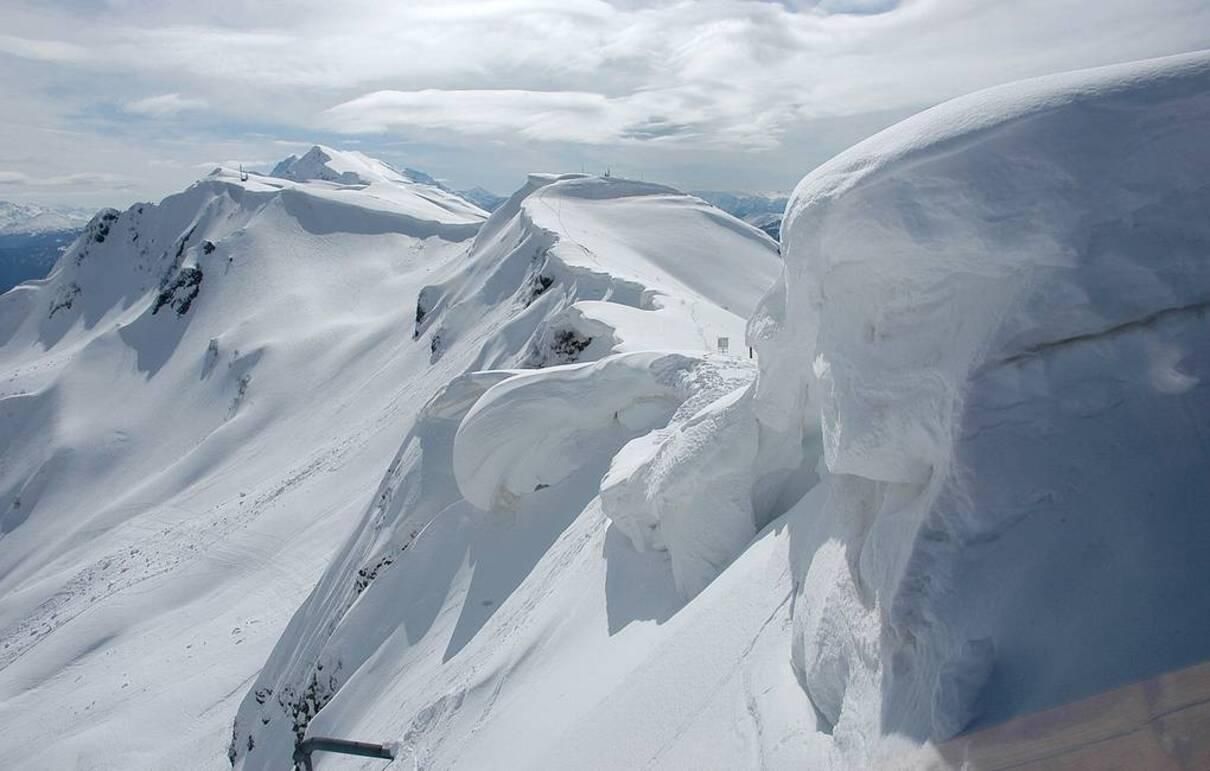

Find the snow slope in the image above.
[
  {"left": 230, "top": 172, "right": 781, "bottom": 768},
  {"left": 0, "top": 153, "right": 777, "bottom": 769},
  {"left": 235, "top": 48, "right": 1210, "bottom": 771},
  {"left": 0, "top": 151, "right": 487, "bottom": 768}
]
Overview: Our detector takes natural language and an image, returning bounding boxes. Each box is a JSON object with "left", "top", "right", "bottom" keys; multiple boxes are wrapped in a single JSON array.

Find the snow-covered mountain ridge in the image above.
[{"left": 0, "top": 146, "right": 779, "bottom": 768}]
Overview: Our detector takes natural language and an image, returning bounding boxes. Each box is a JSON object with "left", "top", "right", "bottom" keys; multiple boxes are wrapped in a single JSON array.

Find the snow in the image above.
[
  {"left": 0, "top": 147, "right": 780, "bottom": 768},
  {"left": 266, "top": 144, "right": 488, "bottom": 227},
  {"left": 228, "top": 171, "right": 782, "bottom": 769},
  {"left": 231, "top": 48, "right": 1210, "bottom": 771},
  {"left": 416, "top": 172, "right": 778, "bottom": 373},
  {"left": 601, "top": 379, "right": 760, "bottom": 598},
  {"left": 0, "top": 155, "right": 485, "bottom": 767},
  {"left": 762, "top": 48, "right": 1210, "bottom": 744},
  {"left": 453, "top": 352, "right": 697, "bottom": 511},
  {"left": 4, "top": 47, "right": 1210, "bottom": 771}
]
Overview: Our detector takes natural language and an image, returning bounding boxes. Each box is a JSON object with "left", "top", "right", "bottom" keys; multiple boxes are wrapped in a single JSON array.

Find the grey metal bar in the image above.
[{"left": 294, "top": 736, "right": 395, "bottom": 770}]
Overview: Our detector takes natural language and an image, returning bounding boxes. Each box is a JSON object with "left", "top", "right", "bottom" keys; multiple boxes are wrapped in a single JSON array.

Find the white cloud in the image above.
[
  {"left": 191, "top": 160, "right": 273, "bottom": 170},
  {"left": 125, "top": 93, "right": 209, "bottom": 117},
  {"left": 324, "top": 85, "right": 789, "bottom": 147},
  {"left": 0, "top": 170, "right": 137, "bottom": 189},
  {"left": 1, "top": 0, "right": 1209, "bottom": 202},
  {"left": 0, "top": 32, "right": 87, "bottom": 63}
]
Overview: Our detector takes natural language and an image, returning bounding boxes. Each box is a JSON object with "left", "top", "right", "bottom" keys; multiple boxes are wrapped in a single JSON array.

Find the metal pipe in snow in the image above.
[{"left": 294, "top": 736, "right": 396, "bottom": 770}]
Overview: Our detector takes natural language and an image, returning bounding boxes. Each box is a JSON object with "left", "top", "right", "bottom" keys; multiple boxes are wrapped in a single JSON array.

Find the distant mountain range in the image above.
[
  {"left": 690, "top": 190, "right": 787, "bottom": 239},
  {"left": 455, "top": 185, "right": 508, "bottom": 212},
  {"left": 0, "top": 201, "right": 93, "bottom": 236},
  {"left": 0, "top": 201, "right": 94, "bottom": 294}
]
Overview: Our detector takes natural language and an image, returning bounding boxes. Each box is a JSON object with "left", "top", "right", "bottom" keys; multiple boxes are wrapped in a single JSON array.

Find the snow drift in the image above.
[
  {"left": 229, "top": 172, "right": 781, "bottom": 768},
  {"left": 760, "top": 48, "right": 1210, "bottom": 744}
]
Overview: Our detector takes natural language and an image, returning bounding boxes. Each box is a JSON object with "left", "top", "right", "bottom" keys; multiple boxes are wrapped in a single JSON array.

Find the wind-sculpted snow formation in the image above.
[
  {"left": 230, "top": 169, "right": 781, "bottom": 769},
  {"left": 233, "top": 50, "right": 1210, "bottom": 771},
  {"left": 764, "top": 49, "right": 1210, "bottom": 744}
]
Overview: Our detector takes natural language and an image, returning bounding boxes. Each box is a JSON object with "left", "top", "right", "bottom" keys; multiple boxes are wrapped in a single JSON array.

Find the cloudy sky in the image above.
[{"left": 2, "top": 0, "right": 1209, "bottom": 207}]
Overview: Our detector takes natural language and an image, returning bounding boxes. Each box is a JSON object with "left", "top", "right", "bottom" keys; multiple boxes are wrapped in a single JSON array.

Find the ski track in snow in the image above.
[{"left": 0, "top": 436, "right": 348, "bottom": 672}]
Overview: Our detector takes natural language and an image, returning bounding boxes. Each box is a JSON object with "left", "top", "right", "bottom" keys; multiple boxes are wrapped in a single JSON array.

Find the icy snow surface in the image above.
[{"left": 232, "top": 48, "right": 1210, "bottom": 771}]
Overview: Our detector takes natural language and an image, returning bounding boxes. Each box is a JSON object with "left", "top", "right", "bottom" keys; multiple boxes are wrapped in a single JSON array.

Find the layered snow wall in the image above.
[{"left": 754, "top": 49, "right": 1210, "bottom": 741}]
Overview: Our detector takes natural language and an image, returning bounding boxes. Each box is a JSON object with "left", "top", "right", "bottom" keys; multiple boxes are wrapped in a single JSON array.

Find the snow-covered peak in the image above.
[
  {"left": 0, "top": 200, "right": 93, "bottom": 235},
  {"left": 269, "top": 145, "right": 458, "bottom": 194},
  {"left": 226, "top": 171, "right": 781, "bottom": 768},
  {"left": 259, "top": 144, "right": 488, "bottom": 224},
  {"left": 270, "top": 144, "right": 405, "bottom": 186}
]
